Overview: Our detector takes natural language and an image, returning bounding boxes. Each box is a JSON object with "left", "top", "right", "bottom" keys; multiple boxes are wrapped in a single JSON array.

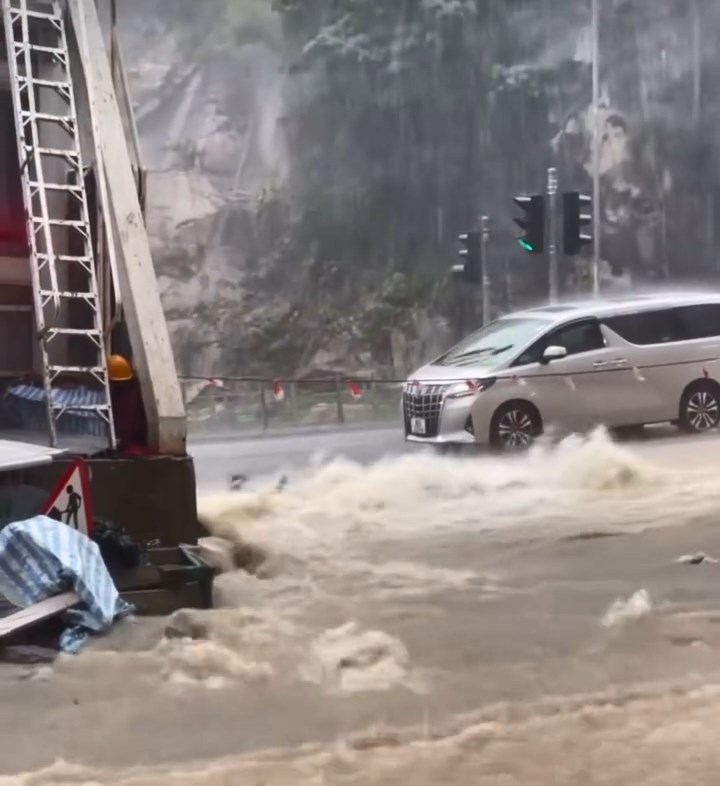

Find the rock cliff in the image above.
[{"left": 118, "top": 0, "right": 720, "bottom": 378}]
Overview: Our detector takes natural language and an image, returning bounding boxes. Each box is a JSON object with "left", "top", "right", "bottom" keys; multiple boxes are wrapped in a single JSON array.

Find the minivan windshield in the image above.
[{"left": 434, "top": 317, "right": 550, "bottom": 367}]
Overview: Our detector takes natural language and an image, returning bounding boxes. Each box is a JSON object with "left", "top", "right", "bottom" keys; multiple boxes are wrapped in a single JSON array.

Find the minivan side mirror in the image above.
[{"left": 542, "top": 345, "right": 568, "bottom": 364}]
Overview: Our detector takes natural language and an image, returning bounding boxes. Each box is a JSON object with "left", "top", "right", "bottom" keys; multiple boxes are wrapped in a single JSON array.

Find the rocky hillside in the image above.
[{"left": 118, "top": 0, "right": 720, "bottom": 379}]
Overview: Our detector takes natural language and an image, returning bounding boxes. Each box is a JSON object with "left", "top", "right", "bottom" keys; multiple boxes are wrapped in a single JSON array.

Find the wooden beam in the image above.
[
  {"left": 67, "top": 0, "right": 187, "bottom": 455},
  {"left": 0, "top": 592, "right": 80, "bottom": 640}
]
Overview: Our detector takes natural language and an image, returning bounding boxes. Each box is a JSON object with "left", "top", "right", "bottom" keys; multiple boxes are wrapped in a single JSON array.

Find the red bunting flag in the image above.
[{"left": 272, "top": 379, "right": 285, "bottom": 402}]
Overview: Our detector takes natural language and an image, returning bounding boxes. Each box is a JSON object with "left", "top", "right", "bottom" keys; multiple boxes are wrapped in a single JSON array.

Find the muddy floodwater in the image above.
[{"left": 5, "top": 430, "right": 720, "bottom": 784}]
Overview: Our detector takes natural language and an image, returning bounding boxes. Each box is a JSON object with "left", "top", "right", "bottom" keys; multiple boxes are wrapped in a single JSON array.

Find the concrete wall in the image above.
[{"left": 0, "top": 454, "right": 201, "bottom": 546}]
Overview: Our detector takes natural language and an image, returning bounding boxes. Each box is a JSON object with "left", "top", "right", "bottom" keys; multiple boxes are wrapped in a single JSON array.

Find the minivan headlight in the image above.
[{"left": 446, "top": 378, "right": 496, "bottom": 399}]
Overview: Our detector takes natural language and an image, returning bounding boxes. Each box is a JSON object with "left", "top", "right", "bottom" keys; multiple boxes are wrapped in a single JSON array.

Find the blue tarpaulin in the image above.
[
  {"left": 6, "top": 384, "right": 108, "bottom": 437},
  {"left": 0, "top": 516, "right": 133, "bottom": 653}
]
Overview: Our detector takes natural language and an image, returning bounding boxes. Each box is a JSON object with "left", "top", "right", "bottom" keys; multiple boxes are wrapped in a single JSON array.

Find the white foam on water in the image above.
[
  {"left": 602, "top": 589, "right": 653, "bottom": 628},
  {"left": 301, "top": 621, "right": 415, "bottom": 694},
  {"left": 197, "top": 429, "right": 720, "bottom": 573}
]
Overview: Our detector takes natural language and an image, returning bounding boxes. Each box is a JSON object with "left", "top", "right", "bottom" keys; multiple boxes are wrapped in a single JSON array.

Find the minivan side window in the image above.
[
  {"left": 513, "top": 320, "right": 604, "bottom": 366},
  {"left": 604, "top": 309, "right": 678, "bottom": 345},
  {"left": 674, "top": 304, "right": 720, "bottom": 340}
]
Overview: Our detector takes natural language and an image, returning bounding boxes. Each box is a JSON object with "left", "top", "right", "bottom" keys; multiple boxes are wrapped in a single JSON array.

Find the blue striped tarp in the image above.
[
  {"left": 0, "top": 516, "right": 134, "bottom": 653},
  {"left": 7, "top": 385, "right": 108, "bottom": 438}
]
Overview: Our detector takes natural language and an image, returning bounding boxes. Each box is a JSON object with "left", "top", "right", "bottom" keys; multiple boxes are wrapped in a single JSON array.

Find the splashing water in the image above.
[
  {"left": 602, "top": 589, "right": 653, "bottom": 628},
  {"left": 197, "top": 429, "right": 719, "bottom": 572},
  {"left": 181, "top": 430, "right": 720, "bottom": 689},
  {"left": 301, "top": 622, "right": 415, "bottom": 694}
]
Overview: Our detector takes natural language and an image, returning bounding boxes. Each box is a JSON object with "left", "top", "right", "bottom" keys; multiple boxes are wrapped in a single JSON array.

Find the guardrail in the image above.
[{"left": 180, "top": 376, "right": 404, "bottom": 437}]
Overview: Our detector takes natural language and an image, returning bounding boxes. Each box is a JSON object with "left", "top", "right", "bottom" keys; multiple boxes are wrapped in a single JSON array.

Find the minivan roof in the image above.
[{"left": 510, "top": 291, "right": 720, "bottom": 324}]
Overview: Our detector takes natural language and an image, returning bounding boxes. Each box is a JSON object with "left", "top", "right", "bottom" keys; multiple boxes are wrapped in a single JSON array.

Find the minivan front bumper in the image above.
[{"left": 402, "top": 384, "right": 480, "bottom": 445}]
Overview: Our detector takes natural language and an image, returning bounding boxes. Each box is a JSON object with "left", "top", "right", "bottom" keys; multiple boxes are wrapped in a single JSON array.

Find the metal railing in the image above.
[{"left": 180, "top": 376, "right": 404, "bottom": 438}]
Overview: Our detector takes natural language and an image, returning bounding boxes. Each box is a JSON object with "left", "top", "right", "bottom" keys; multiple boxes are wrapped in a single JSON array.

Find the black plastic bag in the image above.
[{"left": 91, "top": 518, "right": 145, "bottom": 569}]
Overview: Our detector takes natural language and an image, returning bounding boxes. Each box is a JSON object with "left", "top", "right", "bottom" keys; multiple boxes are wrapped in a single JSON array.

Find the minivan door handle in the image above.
[
  {"left": 611, "top": 358, "right": 627, "bottom": 366},
  {"left": 592, "top": 361, "right": 608, "bottom": 368}
]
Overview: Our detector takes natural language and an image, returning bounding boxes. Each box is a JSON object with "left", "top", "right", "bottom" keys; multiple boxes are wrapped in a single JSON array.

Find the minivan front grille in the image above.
[{"left": 403, "top": 384, "right": 446, "bottom": 437}]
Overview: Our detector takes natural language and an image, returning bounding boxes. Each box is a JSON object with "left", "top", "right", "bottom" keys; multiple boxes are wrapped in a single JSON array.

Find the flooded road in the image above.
[{"left": 5, "top": 429, "right": 720, "bottom": 784}]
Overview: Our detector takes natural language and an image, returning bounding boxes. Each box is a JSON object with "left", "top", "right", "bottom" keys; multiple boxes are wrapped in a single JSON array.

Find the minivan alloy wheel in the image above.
[
  {"left": 497, "top": 408, "right": 536, "bottom": 449},
  {"left": 685, "top": 389, "right": 720, "bottom": 431}
]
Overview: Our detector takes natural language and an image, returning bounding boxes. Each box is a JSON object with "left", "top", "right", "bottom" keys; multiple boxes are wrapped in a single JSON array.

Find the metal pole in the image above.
[
  {"left": 591, "top": 0, "right": 601, "bottom": 294},
  {"left": 259, "top": 383, "right": 269, "bottom": 431},
  {"left": 547, "top": 167, "right": 559, "bottom": 303},
  {"left": 480, "top": 215, "right": 491, "bottom": 325},
  {"left": 335, "top": 376, "right": 345, "bottom": 425}
]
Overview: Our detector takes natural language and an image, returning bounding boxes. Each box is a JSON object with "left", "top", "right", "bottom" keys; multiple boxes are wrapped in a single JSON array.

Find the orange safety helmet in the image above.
[{"left": 108, "top": 354, "right": 133, "bottom": 382}]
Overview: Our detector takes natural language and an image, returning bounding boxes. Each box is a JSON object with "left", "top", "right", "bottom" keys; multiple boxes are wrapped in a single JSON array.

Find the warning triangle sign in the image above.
[{"left": 39, "top": 458, "right": 93, "bottom": 537}]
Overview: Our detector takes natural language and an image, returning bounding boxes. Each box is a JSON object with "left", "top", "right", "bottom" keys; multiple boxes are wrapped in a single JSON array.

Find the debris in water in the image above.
[
  {"left": 564, "top": 531, "right": 625, "bottom": 542},
  {"left": 197, "top": 535, "right": 236, "bottom": 574},
  {"left": 677, "top": 552, "right": 718, "bottom": 565}
]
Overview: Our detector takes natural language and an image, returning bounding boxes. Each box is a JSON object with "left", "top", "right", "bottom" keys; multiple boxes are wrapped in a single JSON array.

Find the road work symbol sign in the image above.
[{"left": 40, "top": 458, "right": 93, "bottom": 536}]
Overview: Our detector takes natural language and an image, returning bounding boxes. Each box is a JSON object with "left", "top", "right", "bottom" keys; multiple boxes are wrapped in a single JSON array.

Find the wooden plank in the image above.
[
  {"left": 0, "top": 439, "right": 66, "bottom": 472},
  {"left": 112, "top": 547, "right": 207, "bottom": 591},
  {"left": 0, "top": 592, "right": 80, "bottom": 639},
  {"left": 122, "top": 583, "right": 209, "bottom": 617},
  {"left": 111, "top": 564, "right": 163, "bottom": 592},
  {"left": 67, "top": 0, "right": 186, "bottom": 455},
  {"left": 146, "top": 547, "right": 182, "bottom": 566}
]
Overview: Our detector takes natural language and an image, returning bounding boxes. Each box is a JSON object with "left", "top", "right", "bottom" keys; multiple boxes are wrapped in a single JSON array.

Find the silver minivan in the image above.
[{"left": 403, "top": 293, "right": 720, "bottom": 450}]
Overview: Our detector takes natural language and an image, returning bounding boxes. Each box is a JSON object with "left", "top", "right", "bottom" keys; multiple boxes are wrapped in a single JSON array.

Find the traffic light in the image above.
[
  {"left": 513, "top": 194, "right": 545, "bottom": 254},
  {"left": 451, "top": 231, "right": 482, "bottom": 283},
  {"left": 563, "top": 191, "right": 592, "bottom": 255}
]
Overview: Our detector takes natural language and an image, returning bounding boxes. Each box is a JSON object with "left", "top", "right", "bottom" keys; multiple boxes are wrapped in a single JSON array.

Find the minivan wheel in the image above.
[
  {"left": 490, "top": 402, "right": 541, "bottom": 452},
  {"left": 679, "top": 382, "right": 720, "bottom": 433}
]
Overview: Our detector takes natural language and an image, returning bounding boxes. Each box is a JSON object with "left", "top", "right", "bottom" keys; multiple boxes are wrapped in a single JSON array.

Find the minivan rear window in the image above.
[
  {"left": 605, "top": 304, "right": 720, "bottom": 345},
  {"left": 675, "top": 304, "right": 720, "bottom": 340},
  {"left": 604, "top": 309, "right": 677, "bottom": 345}
]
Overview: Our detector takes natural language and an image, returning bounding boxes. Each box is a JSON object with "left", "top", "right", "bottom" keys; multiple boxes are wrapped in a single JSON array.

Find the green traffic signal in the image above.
[{"left": 513, "top": 195, "right": 545, "bottom": 255}]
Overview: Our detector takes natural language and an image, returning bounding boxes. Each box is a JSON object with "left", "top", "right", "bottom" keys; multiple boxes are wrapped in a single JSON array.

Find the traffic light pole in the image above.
[
  {"left": 480, "top": 215, "right": 491, "bottom": 325},
  {"left": 591, "top": 0, "right": 601, "bottom": 295},
  {"left": 547, "top": 167, "right": 559, "bottom": 303}
]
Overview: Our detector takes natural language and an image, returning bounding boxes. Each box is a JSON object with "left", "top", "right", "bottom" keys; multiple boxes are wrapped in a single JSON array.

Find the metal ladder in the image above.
[{"left": 3, "top": 0, "right": 116, "bottom": 448}]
